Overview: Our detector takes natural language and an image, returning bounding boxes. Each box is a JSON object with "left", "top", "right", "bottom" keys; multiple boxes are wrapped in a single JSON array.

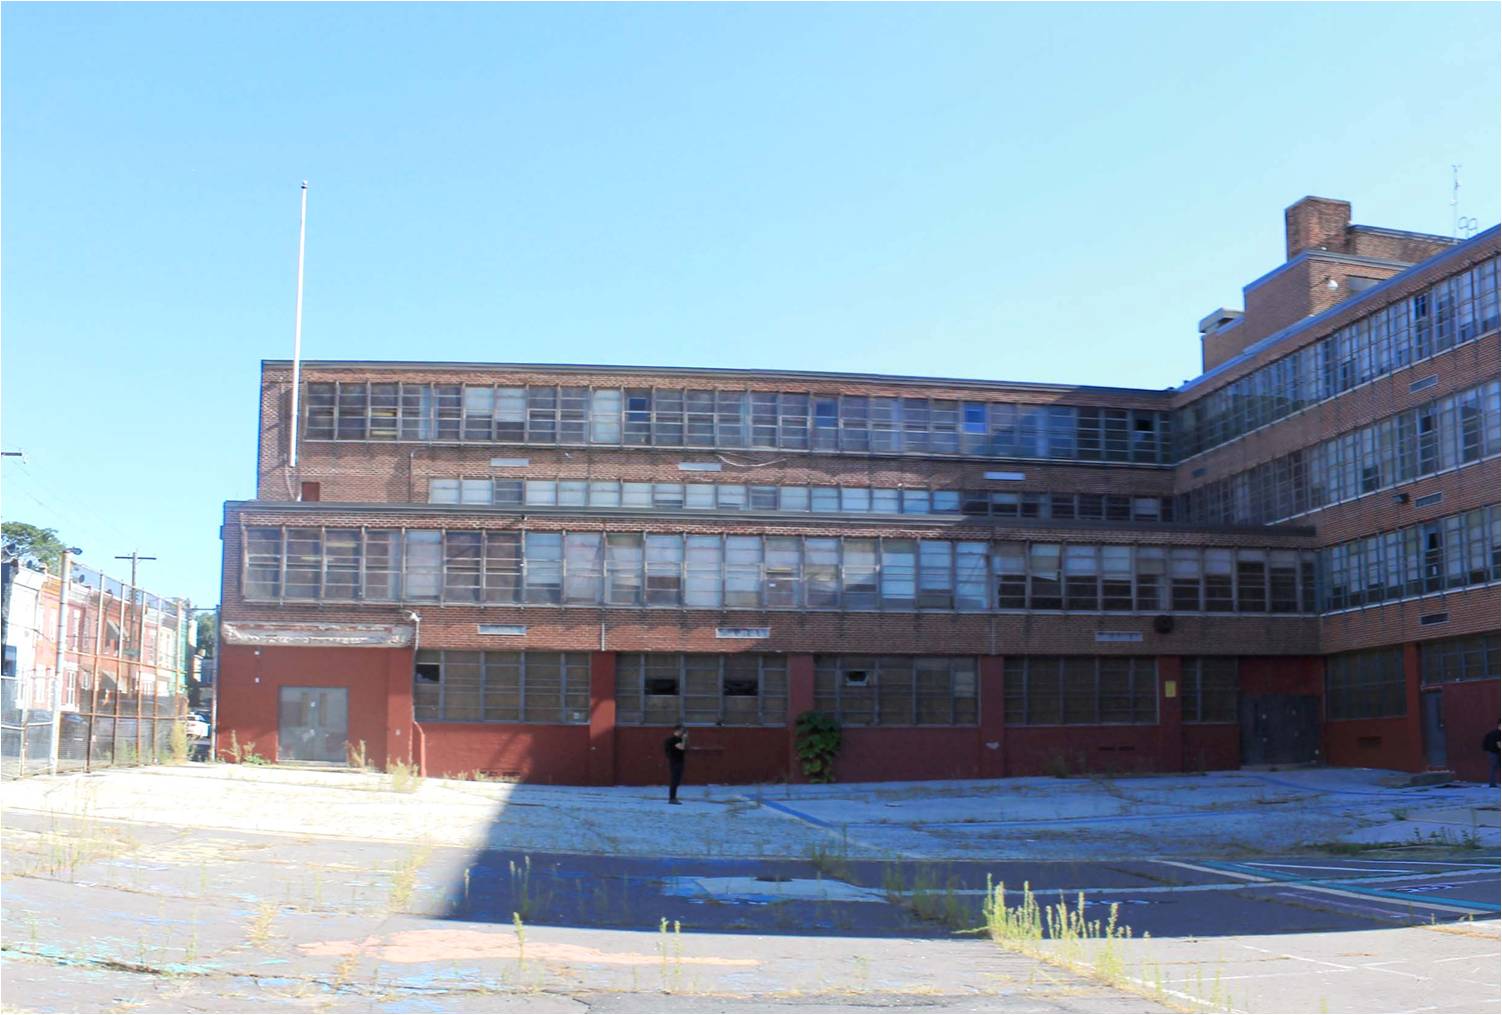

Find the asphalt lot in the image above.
[{"left": 2, "top": 765, "right": 1498, "bottom": 1012}]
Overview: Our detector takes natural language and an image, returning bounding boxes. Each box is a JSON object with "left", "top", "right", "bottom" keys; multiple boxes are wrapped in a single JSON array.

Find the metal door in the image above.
[
  {"left": 1421, "top": 690, "right": 1448, "bottom": 769},
  {"left": 277, "top": 687, "right": 348, "bottom": 763},
  {"left": 1240, "top": 694, "right": 1321, "bottom": 766}
]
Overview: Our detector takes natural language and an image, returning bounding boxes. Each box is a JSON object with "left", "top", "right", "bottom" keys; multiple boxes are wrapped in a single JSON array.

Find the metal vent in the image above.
[
  {"left": 1408, "top": 374, "right": 1439, "bottom": 393},
  {"left": 1418, "top": 612, "right": 1450, "bottom": 626},
  {"left": 1191, "top": 467, "right": 1207, "bottom": 479},
  {"left": 478, "top": 624, "right": 528, "bottom": 636},
  {"left": 1414, "top": 492, "right": 1443, "bottom": 507}
]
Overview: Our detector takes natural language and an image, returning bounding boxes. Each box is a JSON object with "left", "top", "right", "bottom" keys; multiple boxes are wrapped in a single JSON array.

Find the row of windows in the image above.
[
  {"left": 1180, "top": 657, "right": 1239, "bottom": 723},
  {"left": 304, "top": 382, "right": 1174, "bottom": 464},
  {"left": 1419, "top": 633, "right": 1500, "bottom": 686},
  {"left": 242, "top": 525, "right": 1320, "bottom": 614},
  {"left": 812, "top": 657, "right": 978, "bottom": 726},
  {"left": 413, "top": 651, "right": 591, "bottom": 724},
  {"left": 407, "top": 645, "right": 1498, "bottom": 729},
  {"left": 615, "top": 654, "right": 788, "bottom": 726},
  {"left": 1178, "top": 257, "right": 1499, "bottom": 458},
  {"left": 429, "top": 477, "right": 1178, "bottom": 523},
  {"left": 1321, "top": 506, "right": 1500, "bottom": 612},
  {"left": 1002, "top": 657, "right": 1159, "bottom": 726},
  {"left": 1179, "top": 380, "right": 1501, "bottom": 525},
  {"left": 1325, "top": 648, "right": 1406, "bottom": 721}
]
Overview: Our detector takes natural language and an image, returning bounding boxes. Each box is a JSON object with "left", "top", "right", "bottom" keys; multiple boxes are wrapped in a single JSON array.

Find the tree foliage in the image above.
[
  {"left": 1, "top": 521, "right": 66, "bottom": 572},
  {"left": 196, "top": 612, "right": 218, "bottom": 655}
]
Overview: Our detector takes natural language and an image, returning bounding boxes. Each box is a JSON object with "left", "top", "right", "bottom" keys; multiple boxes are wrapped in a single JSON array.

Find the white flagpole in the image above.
[{"left": 288, "top": 181, "right": 309, "bottom": 478}]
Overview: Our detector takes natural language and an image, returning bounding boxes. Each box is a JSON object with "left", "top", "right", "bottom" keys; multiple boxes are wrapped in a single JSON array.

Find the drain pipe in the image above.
[{"left": 403, "top": 611, "right": 421, "bottom": 767}]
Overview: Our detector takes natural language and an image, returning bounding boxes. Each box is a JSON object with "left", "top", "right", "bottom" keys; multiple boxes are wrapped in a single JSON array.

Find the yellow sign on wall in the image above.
[{"left": 1164, "top": 680, "right": 1177, "bottom": 699}]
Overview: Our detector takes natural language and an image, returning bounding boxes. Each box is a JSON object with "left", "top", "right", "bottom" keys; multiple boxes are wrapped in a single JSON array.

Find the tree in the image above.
[
  {"left": 1, "top": 521, "right": 66, "bottom": 572},
  {"left": 196, "top": 612, "right": 218, "bottom": 655}
]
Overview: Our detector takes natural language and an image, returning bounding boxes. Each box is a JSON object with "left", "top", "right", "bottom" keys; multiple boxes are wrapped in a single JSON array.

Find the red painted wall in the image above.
[
  {"left": 1182, "top": 725, "right": 1239, "bottom": 772},
  {"left": 1440, "top": 680, "right": 1501, "bottom": 782},
  {"left": 1325, "top": 716, "right": 1423, "bottom": 772},
  {"left": 833, "top": 727, "right": 981, "bottom": 782},
  {"left": 1240, "top": 656, "right": 1322, "bottom": 696},
  {"left": 614, "top": 726, "right": 788, "bottom": 786},
  {"left": 421, "top": 724, "right": 592, "bottom": 783},
  {"left": 218, "top": 644, "right": 411, "bottom": 767},
  {"left": 1004, "top": 726, "right": 1166, "bottom": 776}
]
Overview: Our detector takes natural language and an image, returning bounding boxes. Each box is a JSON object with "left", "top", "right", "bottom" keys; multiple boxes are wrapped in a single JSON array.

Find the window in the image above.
[
  {"left": 563, "top": 533, "right": 603, "bottom": 604},
  {"left": 413, "top": 651, "right": 588, "bottom": 724},
  {"left": 523, "top": 533, "right": 562, "bottom": 604},
  {"left": 606, "top": 533, "right": 643, "bottom": 606},
  {"left": 1177, "top": 258, "right": 1499, "bottom": 458},
  {"left": 813, "top": 656, "right": 977, "bottom": 726},
  {"left": 645, "top": 535, "right": 684, "bottom": 606},
  {"left": 404, "top": 531, "right": 442, "bottom": 602},
  {"left": 244, "top": 527, "right": 283, "bottom": 599},
  {"left": 1004, "top": 657, "right": 1157, "bottom": 725},
  {"left": 1181, "top": 658, "right": 1238, "bottom": 723},
  {"left": 1420, "top": 633, "right": 1500, "bottom": 685},
  {"left": 444, "top": 532, "right": 483, "bottom": 602},
  {"left": 1326, "top": 648, "right": 1405, "bottom": 720},
  {"left": 1321, "top": 505, "right": 1500, "bottom": 611},
  {"left": 615, "top": 654, "right": 787, "bottom": 726}
]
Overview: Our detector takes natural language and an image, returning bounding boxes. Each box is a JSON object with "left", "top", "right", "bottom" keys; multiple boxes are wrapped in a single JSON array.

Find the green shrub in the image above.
[{"left": 795, "top": 711, "right": 842, "bottom": 783}]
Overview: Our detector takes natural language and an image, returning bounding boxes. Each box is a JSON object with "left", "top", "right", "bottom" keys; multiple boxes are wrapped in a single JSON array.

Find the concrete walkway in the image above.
[
  {"left": 2, "top": 764, "right": 1497, "bottom": 1013},
  {"left": 3, "top": 763, "right": 1496, "bottom": 859}
]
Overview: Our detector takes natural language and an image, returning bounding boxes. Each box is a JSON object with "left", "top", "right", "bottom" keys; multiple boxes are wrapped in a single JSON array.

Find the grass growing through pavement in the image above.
[{"left": 386, "top": 760, "right": 423, "bottom": 793}]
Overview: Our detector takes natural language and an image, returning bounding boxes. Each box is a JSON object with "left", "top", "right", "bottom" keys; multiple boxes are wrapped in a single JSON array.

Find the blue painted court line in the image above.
[{"left": 758, "top": 798, "right": 838, "bottom": 829}]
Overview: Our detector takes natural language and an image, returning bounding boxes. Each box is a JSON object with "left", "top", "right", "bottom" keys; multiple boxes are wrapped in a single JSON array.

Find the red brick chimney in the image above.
[{"left": 1285, "top": 196, "right": 1352, "bottom": 259}]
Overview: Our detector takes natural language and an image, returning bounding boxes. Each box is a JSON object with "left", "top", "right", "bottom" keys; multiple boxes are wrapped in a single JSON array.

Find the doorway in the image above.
[
  {"left": 1420, "top": 690, "right": 1448, "bottom": 770},
  {"left": 277, "top": 687, "right": 348, "bottom": 763},
  {"left": 1240, "top": 694, "right": 1320, "bottom": 766}
]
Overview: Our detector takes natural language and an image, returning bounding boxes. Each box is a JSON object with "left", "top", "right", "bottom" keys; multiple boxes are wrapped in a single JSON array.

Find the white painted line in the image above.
[
  {"left": 1157, "top": 860, "right": 1272, "bottom": 882},
  {"left": 1239, "top": 943, "right": 1357, "bottom": 970},
  {"left": 1431, "top": 951, "right": 1502, "bottom": 964},
  {"left": 1246, "top": 862, "right": 1425, "bottom": 874}
]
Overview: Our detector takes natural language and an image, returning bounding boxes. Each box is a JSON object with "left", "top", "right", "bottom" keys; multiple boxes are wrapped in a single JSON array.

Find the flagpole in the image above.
[{"left": 288, "top": 181, "right": 309, "bottom": 481}]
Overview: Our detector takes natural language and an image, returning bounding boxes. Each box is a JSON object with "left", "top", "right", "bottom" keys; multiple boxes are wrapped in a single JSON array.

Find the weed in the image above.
[
  {"left": 345, "top": 740, "right": 369, "bottom": 771},
  {"left": 1390, "top": 808, "right": 1410, "bottom": 821},
  {"left": 657, "top": 917, "right": 684, "bottom": 993},
  {"left": 513, "top": 911, "right": 526, "bottom": 972},
  {"left": 509, "top": 856, "right": 535, "bottom": 919},
  {"left": 245, "top": 901, "right": 277, "bottom": 948},
  {"left": 168, "top": 722, "right": 189, "bottom": 764},
  {"left": 808, "top": 840, "right": 852, "bottom": 882},
  {"left": 983, "top": 880, "right": 1136, "bottom": 994},
  {"left": 227, "top": 732, "right": 268, "bottom": 765},
  {"left": 387, "top": 760, "right": 423, "bottom": 793},
  {"left": 387, "top": 844, "right": 433, "bottom": 912}
]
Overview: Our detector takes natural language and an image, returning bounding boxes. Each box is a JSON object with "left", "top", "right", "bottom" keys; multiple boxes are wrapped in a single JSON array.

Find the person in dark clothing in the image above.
[
  {"left": 1485, "top": 727, "right": 1499, "bottom": 789},
  {"left": 664, "top": 724, "right": 688, "bottom": 803}
]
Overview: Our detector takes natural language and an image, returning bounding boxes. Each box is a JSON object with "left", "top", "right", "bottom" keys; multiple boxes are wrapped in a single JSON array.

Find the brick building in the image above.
[
  {"left": 217, "top": 197, "right": 1500, "bottom": 784},
  {"left": 2, "top": 558, "right": 192, "bottom": 776}
]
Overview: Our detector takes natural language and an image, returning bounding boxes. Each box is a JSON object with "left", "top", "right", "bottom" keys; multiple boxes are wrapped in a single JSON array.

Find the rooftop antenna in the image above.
[
  {"left": 1449, "top": 165, "right": 1477, "bottom": 239},
  {"left": 288, "top": 181, "right": 309, "bottom": 486},
  {"left": 1451, "top": 164, "right": 1461, "bottom": 238}
]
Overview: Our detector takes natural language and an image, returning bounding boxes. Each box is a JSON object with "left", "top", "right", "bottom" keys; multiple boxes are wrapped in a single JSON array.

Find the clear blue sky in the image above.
[{"left": 3, "top": 2, "right": 1499, "bottom": 609}]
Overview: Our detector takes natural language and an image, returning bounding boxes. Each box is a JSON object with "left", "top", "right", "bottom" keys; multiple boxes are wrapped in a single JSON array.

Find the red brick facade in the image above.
[{"left": 219, "top": 201, "right": 1499, "bottom": 784}]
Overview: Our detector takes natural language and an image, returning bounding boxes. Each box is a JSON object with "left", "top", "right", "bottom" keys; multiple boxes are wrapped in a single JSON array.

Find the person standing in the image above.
[
  {"left": 664, "top": 723, "right": 688, "bottom": 804},
  {"left": 1485, "top": 726, "right": 1499, "bottom": 789}
]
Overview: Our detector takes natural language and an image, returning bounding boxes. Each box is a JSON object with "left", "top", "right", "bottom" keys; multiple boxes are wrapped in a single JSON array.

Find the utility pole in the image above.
[
  {"left": 114, "top": 552, "right": 156, "bottom": 663},
  {"left": 49, "top": 545, "right": 83, "bottom": 774}
]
